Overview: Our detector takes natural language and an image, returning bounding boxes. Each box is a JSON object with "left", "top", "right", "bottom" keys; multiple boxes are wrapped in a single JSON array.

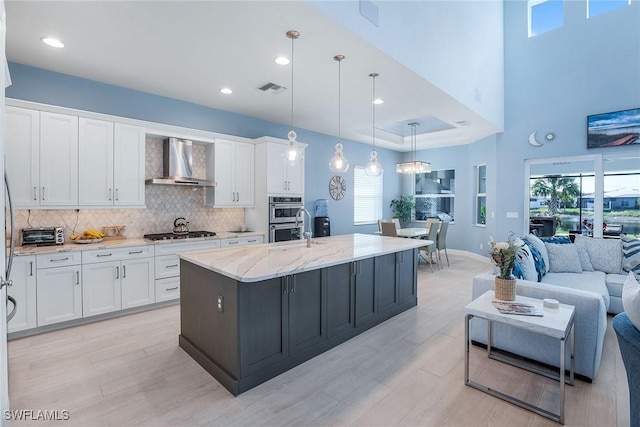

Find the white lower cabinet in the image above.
[
  {"left": 82, "top": 260, "right": 121, "bottom": 317},
  {"left": 82, "top": 245, "right": 154, "bottom": 317},
  {"left": 36, "top": 252, "right": 83, "bottom": 327},
  {"left": 121, "top": 258, "right": 155, "bottom": 309},
  {"left": 7, "top": 256, "right": 37, "bottom": 333}
]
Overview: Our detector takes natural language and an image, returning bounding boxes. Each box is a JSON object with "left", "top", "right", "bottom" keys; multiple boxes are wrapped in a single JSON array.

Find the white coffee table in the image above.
[{"left": 464, "top": 291, "right": 575, "bottom": 424}]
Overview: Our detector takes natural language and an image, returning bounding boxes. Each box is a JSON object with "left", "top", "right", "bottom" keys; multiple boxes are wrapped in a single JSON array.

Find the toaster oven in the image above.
[{"left": 21, "top": 227, "right": 65, "bottom": 246}]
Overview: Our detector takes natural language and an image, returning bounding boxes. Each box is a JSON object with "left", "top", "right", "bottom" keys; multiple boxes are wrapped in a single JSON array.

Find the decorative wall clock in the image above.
[{"left": 329, "top": 175, "right": 346, "bottom": 200}]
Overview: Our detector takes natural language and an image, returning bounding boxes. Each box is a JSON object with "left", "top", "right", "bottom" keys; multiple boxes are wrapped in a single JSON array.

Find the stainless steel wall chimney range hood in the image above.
[{"left": 145, "top": 138, "right": 216, "bottom": 187}]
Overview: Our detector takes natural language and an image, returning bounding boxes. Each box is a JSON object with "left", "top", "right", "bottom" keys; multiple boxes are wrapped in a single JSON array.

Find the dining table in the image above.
[{"left": 396, "top": 227, "right": 428, "bottom": 238}]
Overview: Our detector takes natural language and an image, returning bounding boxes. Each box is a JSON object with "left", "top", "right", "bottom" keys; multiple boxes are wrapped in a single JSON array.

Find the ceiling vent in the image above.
[{"left": 257, "top": 82, "right": 287, "bottom": 94}]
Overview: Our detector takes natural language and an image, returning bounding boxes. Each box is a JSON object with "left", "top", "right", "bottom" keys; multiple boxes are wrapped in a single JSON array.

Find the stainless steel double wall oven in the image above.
[{"left": 268, "top": 196, "right": 303, "bottom": 242}]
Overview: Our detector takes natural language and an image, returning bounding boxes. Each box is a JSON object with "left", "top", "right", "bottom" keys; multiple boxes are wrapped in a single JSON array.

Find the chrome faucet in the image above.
[{"left": 295, "top": 207, "right": 312, "bottom": 247}]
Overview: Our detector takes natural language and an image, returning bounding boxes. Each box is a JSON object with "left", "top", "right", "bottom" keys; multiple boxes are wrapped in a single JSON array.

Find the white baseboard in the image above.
[{"left": 448, "top": 248, "right": 491, "bottom": 263}]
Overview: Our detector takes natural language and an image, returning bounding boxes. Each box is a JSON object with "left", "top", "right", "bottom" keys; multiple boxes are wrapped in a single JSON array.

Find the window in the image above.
[
  {"left": 475, "top": 165, "right": 487, "bottom": 226},
  {"left": 527, "top": 155, "right": 640, "bottom": 238},
  {"left": 414, "top": 169, "right": 455, "bottom": 222},
  {"left": 353, "top": 165, "right": 383, "bottom": 225},
  {"left": 587, "top": 0, "right": 630, "bottom": 18},
  {"left": 528, "top": 0, "right": 564, "bottom": 37}
]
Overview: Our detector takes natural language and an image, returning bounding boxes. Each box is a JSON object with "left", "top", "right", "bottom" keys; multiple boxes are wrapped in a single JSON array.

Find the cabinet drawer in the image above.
[
  {"left": 82, "top": 245, "right": 154, "bottom": 264},
  {"left": 155, "top": 255, "right": 180, "bottom": 279},
  {"left": 36, "top": 251, "right": 82, "bottom": 269},
  {"left": 156, "top": 277, "right": 180, "bottom": 302},
  {"left": 154, "top": 239, "right": 221, "bottom": 256},
  {"left": 220, "top": 235, "right": 264, "bottom": 247}
]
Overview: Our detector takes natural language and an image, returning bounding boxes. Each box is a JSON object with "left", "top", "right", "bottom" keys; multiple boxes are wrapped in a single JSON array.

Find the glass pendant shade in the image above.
[
  {"left": 365, "top": 149, "right": 383, "bottom": 176},
  {"left": 329, "top": 141, "right": 349, "bottom": 173},
  {"left": 284, "top": 130, "right": 303, "bottom": 167},
  {"left": 365, "top": 73, "right": 383, "bottom": 177},
  {"left": 329, "top": 54, "right": 349, "bottom": 173},
  {"left": 396, "top": 122, "right": 430, "bottom": 174},
  {"left": 283, "top": 30, "right": 302, "bottom": 167}
]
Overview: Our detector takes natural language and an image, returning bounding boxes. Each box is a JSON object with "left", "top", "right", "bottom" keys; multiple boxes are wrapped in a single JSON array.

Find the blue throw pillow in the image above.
[
  {"left": 539, "top": 236, "right": 571, "bottom": 244},
  {"left": 524, "top": 240, "right": 546, "bottom": 282},
  {"left": 622, "top": 235, "right": 640, "bottom": 277},
  {"left": 513, "top": 261, "right": 525, "bottom": 279}
]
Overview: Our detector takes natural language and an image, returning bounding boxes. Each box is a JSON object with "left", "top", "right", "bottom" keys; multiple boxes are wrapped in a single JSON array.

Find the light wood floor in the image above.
[{"left": 8, "top": 253, "right": 629, "bottom": 426}]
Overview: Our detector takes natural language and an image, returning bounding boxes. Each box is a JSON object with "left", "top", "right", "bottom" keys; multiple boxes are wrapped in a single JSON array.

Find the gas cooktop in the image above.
[{"left": 143, "top": 231, "right": 216, "bottom": 241}]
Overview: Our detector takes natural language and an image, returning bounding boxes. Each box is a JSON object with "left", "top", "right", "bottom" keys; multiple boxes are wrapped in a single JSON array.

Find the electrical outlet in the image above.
[
  {"left": 217, "top": 294, "right": 224, "bottom": 312},
  {"left": 480, "top": 243, "right": 483, "bottom": 250}
]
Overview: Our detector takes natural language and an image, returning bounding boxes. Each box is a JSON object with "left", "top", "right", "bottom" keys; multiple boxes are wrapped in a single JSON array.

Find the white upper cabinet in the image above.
[
  {"left": 206, "top": 139, "right": 254, "bottom": 207},
  {"left": 4, "top": 106, "right": 39, "bottom": 207},
  {"left": 79, "top": 120, "right": 145, "bottom": 207},
  {"left": 5, "top": 105, "right": 146, "bottom": 209},
  {"left": 266, "top": 142, "right": 305, "bottom": 195},
  {"left": 113, "top": 124, "right": 145, "bottom": 206},
  {"left": 39, "top": 112, "right": 79, "bottom": 206},
  {"left": 79, "top": 118, "right": 114, "bottom": 206}
]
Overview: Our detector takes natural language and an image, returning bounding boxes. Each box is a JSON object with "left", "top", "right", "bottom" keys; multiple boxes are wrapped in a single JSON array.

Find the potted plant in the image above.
[{"left": 390, "top": 195, "right": 415, "bottom": 226}]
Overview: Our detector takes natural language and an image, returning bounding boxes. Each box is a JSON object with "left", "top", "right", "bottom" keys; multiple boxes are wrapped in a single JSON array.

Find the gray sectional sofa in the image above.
[{"left": 471, "top": 233, "right": 633, "bottom": 381}]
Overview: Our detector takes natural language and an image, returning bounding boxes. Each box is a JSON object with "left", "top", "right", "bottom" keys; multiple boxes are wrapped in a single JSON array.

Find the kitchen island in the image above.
[{"left": 178, "top": 233, "right": 428, "bottom": 395}]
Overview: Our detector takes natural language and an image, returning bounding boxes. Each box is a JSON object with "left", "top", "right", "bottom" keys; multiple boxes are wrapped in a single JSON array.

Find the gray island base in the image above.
[{"left": 177, "top": 234, "right": 427, "bottom": 395}]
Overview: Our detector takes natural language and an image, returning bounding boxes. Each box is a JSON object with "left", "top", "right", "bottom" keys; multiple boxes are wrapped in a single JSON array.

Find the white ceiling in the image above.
[{"left": 5, "top": 1, "right": 499, "bottom": 151}]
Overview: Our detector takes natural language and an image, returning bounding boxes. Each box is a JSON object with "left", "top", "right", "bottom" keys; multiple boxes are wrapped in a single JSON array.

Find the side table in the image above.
[{"left": 464, "top": 291, "right": 575, "bottom": 424}]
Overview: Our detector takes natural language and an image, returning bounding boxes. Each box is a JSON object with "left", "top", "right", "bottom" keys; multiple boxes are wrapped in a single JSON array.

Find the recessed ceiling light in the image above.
[
  {"left": 220, "top": 88, "right": 233, "bottom": 94},
  {"left": 275, "top": 56, "right": 290, "bottom": 65},
  {"left": 41, "top": 37, "right": 64, "bottom": 48},
  {"left": 372, "top": 98, "right": 384, "bottom": 105}
]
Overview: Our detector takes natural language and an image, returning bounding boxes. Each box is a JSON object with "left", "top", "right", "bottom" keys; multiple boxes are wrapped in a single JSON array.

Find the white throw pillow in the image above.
[
  {"left": 545, "top": 242, "right": 582, "bottom": 273},
  {"left": 622, "top": 272, "right": 640, "bottom": 331},
  {"left": 574, "top": 235, "right": 623, "bottom": 274},
  {"left": 526, "top": 233, "right": 549, "bottom": 273}
]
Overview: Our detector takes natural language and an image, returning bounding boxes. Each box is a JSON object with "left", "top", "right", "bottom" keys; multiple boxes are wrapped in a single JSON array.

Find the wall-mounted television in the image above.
[{"left": 587, "top": 107, "right": 640, "bottom": 149}]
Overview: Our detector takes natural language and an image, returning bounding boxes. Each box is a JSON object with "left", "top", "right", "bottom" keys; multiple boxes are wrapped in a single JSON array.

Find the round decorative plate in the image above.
[
  {"left": 72, "top": 238, "right": 103, "bottom": 244},
  {"left": 329, "top": 175, "right": 346, "bottom": 200}
]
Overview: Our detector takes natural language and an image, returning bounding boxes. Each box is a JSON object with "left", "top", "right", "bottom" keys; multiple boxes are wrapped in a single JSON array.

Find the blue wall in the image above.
[
  {"left": 494, "top": 0, "right": 640, "bottom": 240},
  {"left": 6, "top": 62, "right": 403, "bottom": 236}
]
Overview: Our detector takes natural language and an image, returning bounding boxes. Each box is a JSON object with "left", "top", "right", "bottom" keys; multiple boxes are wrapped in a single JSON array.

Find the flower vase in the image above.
[{"left": 494, "top": 277, "right": 516, "bottom": 301}]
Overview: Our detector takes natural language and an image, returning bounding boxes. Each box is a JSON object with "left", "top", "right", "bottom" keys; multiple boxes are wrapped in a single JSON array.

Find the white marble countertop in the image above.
[
  {"left": 12, "top": 231, "right": 265, "bottom": 256},
  {"left": 179, "top": 233, "right": 427, "bottom": 283},
  {"left": 465, "top": 291, "right": 575, "bottom": 339}
]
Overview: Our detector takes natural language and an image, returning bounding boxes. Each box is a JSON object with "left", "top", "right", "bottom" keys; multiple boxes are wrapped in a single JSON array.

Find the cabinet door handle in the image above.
[
  {"left": 33, "top": 186, "right": 37, "bottom": 201},
  {"left": 97, "top": 253, "right": 112, "bottom": 257},
  {"left": 75, "top": 271, "right": 80, "bottom": 285},
  {"left": 115, "top": 188, "right": 119, "bottom": 201},
  {"left": 29, "top": 261, "right": 33, "bottom": 276},
  {"left": 108, "top": 188, "right": 112, "bottom": 201},
  {"left": 129, "top": 250, "right": 143, "bottom": 254},
  {"left": 50, "top": 257, "right": 69, "bottom": 262},
  {"left": 290, "top": 277, "right": 295, "bottom": 293},
  {"left": 41, "top": 186, "right": 45, "bottom": 200},
  {"left": 236, "top": 192, "right": 240, "bottom": 201},
  {"left": 165, "top": 264, "right": 178, "bottom": 268},
  {"left": 122, "top": 265, "right": 126, "bottom": 278},
  {"left": 166, "top": 286, "right": 179, "bottom": 291},
  {"left": 282, "top": 279, "right": 288, "bottom": 295},
  {"left": 228, "top": 241, "right": 239, "bottom": 245},
  {"left": 248, "top": 239, "right": 257, "bottom": 243},
  {"left": 115, "top": 266, "right": 119, "bottom": 279}
]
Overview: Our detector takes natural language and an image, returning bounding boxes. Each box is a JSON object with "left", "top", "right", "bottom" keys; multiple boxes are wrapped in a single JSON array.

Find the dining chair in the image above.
[
  {"left": 425, "top": 218, "right": 439, "bottom": 234},
  {"left": 419, "top": 221, "right": 440, "bottom": 272},
  {"left": 436, "top": 221, "right": 450, "bottom": 267},
  {"left": 377, "top": 219, "right": 388, "bottom": 234},
  {"left": 381, "top": 221, "right": 398, "bottom": 237},
  {"left": 391, "top": 218, "right": 401, "bottom": 231}
]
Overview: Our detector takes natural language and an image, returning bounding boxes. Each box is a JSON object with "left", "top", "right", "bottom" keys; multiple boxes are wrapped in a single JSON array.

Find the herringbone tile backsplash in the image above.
[{"left": 11, "top": 138, "right": 245, "bottom": 240}]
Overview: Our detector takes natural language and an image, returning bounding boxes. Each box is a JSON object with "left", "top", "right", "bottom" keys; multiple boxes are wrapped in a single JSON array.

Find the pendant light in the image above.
[
  {"left": 365, "top": 73, "right": 383, "bottom": 177},
  {"left": 284, "top": 30, "right": 303, "bottom": 166},
  {"left": 396, "top": 122, "right": 431, "bottom": 174},
  {"left": 329, "top": 55, "right": 349, "bottom": 173}
]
